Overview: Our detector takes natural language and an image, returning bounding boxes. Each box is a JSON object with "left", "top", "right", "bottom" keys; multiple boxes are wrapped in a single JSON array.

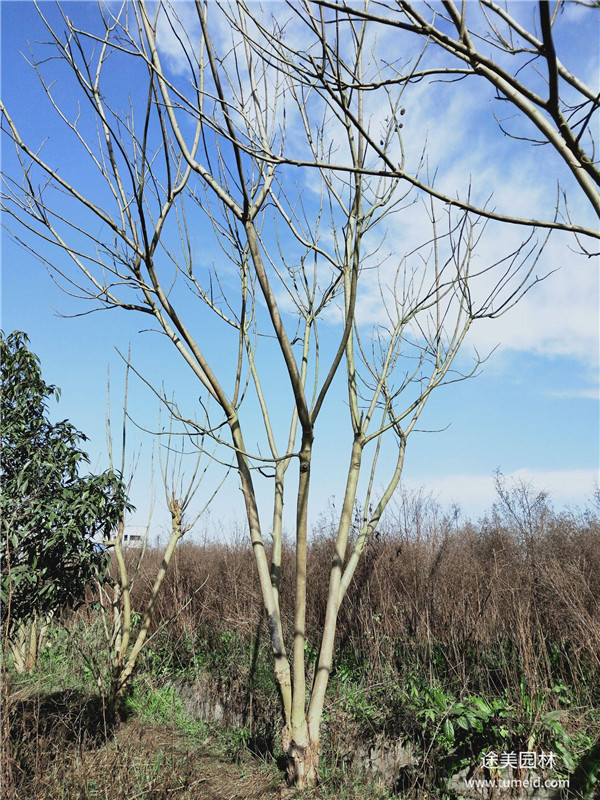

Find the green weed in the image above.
[{"left": 122, "top": 679, "right": 208, "bottom": 740}]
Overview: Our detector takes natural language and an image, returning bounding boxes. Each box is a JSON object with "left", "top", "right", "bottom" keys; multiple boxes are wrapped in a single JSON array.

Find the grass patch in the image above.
[{"left": 122, "top": 678, "right": 209, "bottom": 739}]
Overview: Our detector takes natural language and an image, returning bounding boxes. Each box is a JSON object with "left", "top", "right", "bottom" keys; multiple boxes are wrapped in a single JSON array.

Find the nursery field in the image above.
[
  {"left": 3, "top": 488, "right": 600, "bottom": 799},
  {"left": 3, "top": 1, "right": 599, "bottom": 796}
]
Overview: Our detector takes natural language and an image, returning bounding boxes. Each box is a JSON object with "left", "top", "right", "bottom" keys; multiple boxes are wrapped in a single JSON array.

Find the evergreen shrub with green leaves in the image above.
[{"left": 1, "top": 330, "right": 131, "bottom": 632}]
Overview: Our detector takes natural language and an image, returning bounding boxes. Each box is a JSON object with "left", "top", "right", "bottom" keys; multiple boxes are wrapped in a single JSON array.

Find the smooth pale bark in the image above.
[
  {"left": 339, "top": 438, "right": 407, "bottom": 604},
  {"left": 8, "top": 625, "right": 28, "bottom": 675},
  {"left": 112, "top": 521, "right": 131, "bottom": 678},
  {"left": 8, "top": 613, "right": 52, "bottom": 674},
  {"left": 111, "top": 502, "right": 183, "bottom": 702},
  {"left": 285, "top": 435, "right": 314, "bottom": 786},
  {"left": 271, "top": 463, "right": 285, "bottom": 617},
  {"left": 292, "top": 437, "right": 312, "bottom": 728},
  {"left": 230, "top": 415, "right": 293, "bottom": 724},
  {"left": 26, "top": 618, "right": 38, "bottom": 672},
  {"left": 308, "top": 438, "right": 363, "bottom": 741}
]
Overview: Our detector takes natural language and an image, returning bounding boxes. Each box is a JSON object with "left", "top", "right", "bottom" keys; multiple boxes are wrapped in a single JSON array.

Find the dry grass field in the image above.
[{"left": 3, "top": 486, "right": 600, "bottom": 799}]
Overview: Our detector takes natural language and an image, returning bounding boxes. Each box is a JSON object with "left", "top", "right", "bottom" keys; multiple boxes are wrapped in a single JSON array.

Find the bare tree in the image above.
[
  {"left": 1, "top": 0, "right": 594, "bottom": 787},
  {"left": 99, "top": 363, "right": 222, "bottom": 717}
]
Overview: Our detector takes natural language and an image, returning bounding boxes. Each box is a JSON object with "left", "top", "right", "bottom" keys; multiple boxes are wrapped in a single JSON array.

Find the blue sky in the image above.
[{"left": 1, "top": 1, "right": 598, "bottom": 540}]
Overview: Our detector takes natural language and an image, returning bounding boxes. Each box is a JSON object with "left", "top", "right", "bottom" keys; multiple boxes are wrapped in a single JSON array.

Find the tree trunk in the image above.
[
  {"left": 7, "top": 626, "right": 27, "bottom": 675},
  {"left": 282, "top": 722, "right": 320, "bottom": 789},
  {"left": 25, "top": 617, "right": 38, "bottom": 673}
]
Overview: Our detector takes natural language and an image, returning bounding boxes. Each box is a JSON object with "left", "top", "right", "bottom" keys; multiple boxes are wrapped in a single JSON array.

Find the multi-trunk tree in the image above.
[{"left": 1, "top": 0, "right": 597, "bottom": 787}]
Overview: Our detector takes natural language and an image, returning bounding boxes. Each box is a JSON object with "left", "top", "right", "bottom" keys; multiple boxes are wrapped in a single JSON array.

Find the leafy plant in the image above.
[
  {"left": 340, "top": 684, "right": 386, "bottom": 729},
  {"left": 1, "top": 330, "right": 131, "bottom": 634},
  {"left": 123, "top": 680, "right": 207, "bottom": 739},
  {"left": 218, "top": 724, "right": 253, "bottom": 762}
]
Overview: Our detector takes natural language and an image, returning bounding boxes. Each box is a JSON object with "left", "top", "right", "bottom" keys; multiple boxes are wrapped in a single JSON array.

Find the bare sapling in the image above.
[
  {"left": 100, "top": 364, "right": 223, "bottom": 717},
  {"left": 6, "top": 612, "right": 53, "bottom": 675}
]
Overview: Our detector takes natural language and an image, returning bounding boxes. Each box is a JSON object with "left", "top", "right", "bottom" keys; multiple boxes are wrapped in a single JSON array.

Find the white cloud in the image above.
[
  {"left": 404, "top": 467, "right": 599, "bottom": 517},
  {"left": 155, "top": 3, "right": 202, "bottom": 76},
  {"left": 562, "top": 1, "right": 594, "bottom": 25},
  {"left": 465, "top": 241, "right": 599, "bottom": 367},
  {"left": 547, "top": 388, "right": 599, "bottom": 400}
]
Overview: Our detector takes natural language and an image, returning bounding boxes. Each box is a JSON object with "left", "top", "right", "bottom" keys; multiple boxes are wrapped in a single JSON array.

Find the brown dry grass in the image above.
[
  {"left": 130, "top": 486, "right": 600, "bottom": 709},
  {"left": 3, "top": 483, "right": 598, "bottom": 799},
  {"left": 4, "top": 687, "right": 282, "bottom": 800}
]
